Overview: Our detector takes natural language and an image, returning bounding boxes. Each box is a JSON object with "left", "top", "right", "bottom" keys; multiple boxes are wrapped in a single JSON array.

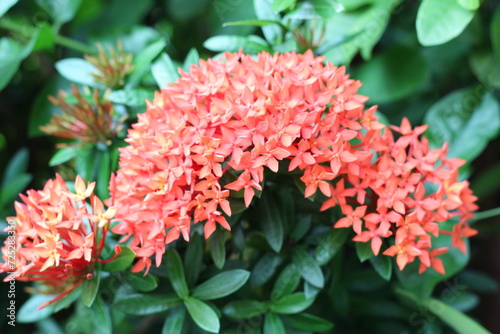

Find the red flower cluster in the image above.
[
  {"left": 110, "top": 51, "right": 477, "bottom": 274},
  {"left": 0, "top": 175, "right": 118, "bottom": 309}
]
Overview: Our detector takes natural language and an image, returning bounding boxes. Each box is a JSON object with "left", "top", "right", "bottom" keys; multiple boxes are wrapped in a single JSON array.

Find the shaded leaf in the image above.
[
  {"left": 271, "top": 264, "right": 301, "bottom": 300},
  {"left": 103, "top": 245, "right": 135, "bottom": 272},
  {"left": 271, "top": 292, "right": 315, "bottom": 314},
  {"left": 114, "top": 293, "right": 181, "bottom": 315},
  {"left": 223, "top": 300, "right": 268, "bottom": 319},
  {"left": 166, "top": 248, "right": 189, "bottom": 299},
  {"left": 162, "top": 305, "right": 186, "bottom": 334},
  {"left": 82, "top": 269, "right": 100, "bottom": 307},
  {"left": 282, "top": 313, "right": 334, "bottom": 332},
  {"left": 264, "top": 313, "right": 286, "bottom": 334},
  {"left": 125, "top": 272, "right": 158, "bottom": 292},
  {"left": 184, "top": 297, "right": 220, "bottom": 333},
  {"left": 370, "top": 254, "right": 393, "bottom": 281},
  {"left": 292, "top": 247, "right": 324, "bottom": 288}
]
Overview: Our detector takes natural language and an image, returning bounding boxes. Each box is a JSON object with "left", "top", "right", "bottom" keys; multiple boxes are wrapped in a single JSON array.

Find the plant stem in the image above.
[{"left": 471, "top": 207, "right": 500, "bottom": 223}]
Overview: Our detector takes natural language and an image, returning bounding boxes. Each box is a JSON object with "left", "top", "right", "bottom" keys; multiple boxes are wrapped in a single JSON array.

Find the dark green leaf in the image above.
[
  {"left": 109, "top": 89, "right": 154, "bottom": 108},
  {"left": 17, "top": 294, "right": 57, "bottom": 323},
  {"left": 192, "top": 269, "right": 250, "bottom": 300},
  {"left": 96, "top": 148, "right": 111, "bottom": 199},
  {"left": 184, "top": 297, "right": 220, "bottom": 333},
  {"left": 250, "top": 252, "right": 283, "bottom": 288},
  {"left": 114, "top": 293, "right": 181, "bottom": 315},
  {"left": 271, "top": 264, "right": 301, "bottom": 300},
  {"left": 210, "top": 228, "right": 227, "bottom": 269},
  {"left": 125, "top": 272, "right": 158, "bottom": 292},
  {"left": 204, "top": 35, "right": 272, "bottom": 54},
  {"left": 272, "top": 0, "right": 296, "bottom": 13},
  {"left": 492, "top": 7, "right": 500, "bottom": 60},
  {"left": 55, "top": 58, "right": 99, "bottom": 86},
  {"left": 422, "top": 298, "right": 490, "bottom": 334},
  {"left": 282, "top": 313, "right": 334, "bottom": 332},
  {"left": 166, "top": 0, "right": 210, "bottom": 21},
  {"left": 458, "top": 270, "right": 499, "bottom": 293},
  {"left": 166, "top": 248, "right": 189, "bottom": 299},
  {"left": 292, "top": 247, "right": 324, "bottom": 288},
  {"left": 356, "top": 241, "right": 373, "bottom": 262},
  {"left": 315, "top": 227, "right": 350, "bottom": 265},
  {"left": 82, "top": 269, "right": 100, "bottom": 307},
  {"left": 126, "top": 39, "right": 166, "bottom": 89},
  {"left": 469, "top": 51, "right": 500, "bottom": 89},
  {"left": 416, "top": 0, "right": 475, "bottom": 46},
  {"left": 162, "top": 306, "right": 186, "bottom": 334},
  {"left": 444, "top": 292, "right": 479, "bottom": 312},
  {"left": 223, "top": 300, "right": 268, "bottom": 319},
  {"left": 370, "top": 254, "right": 392, "bottom": 281},
  {"left": 264, "top": 313, "right": 286, "bottom": 334},
  {"left": 151, "top": 53, "right": 180, "bottom": 88},
  {"left": 0, "top": 0, "right": 18, "bottom": 17},
  {"left": 259, "top": 191, "right": 284, "bottom": 253},
  {"left": 184, "top": 233, "right": 204, "bottom": 287},
  {"left": 353, "top": 46, "right": 429, "bottom": 104},
  {"left": 91, "top": 295, "right": 112, "bottom": 334},
  {"left": 271, "top": 292, "right": 315, "bottom": 314},
  {"left": 103, "top": 245, "right": 136, "bottom": 272}
]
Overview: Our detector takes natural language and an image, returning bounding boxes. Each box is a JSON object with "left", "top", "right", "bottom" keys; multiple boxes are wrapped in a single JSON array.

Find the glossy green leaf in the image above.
[
  {"left": 356, "top": 241, "right": 373, "bottom": 263},
  {"left": 103, "top": 245, "right": 136, "bottom": 272},
  {"left": 114, "top": 293, "right": 181, "bottom": 315},
  {"left": 457, "top": 0, "right": 480, "bottom": 10},
  {"left": 49, "top": 147, "right": 78, "bottom": 166},
  {"left": 184, "top": 233, "right": 204, "bottom": 287},
  {"left": 315, "top": 228, "right": 350, "bottom": 265},
  {"left": 82, "top": 269, "right": 100, "bottom": 307},
  {"left": 254, "top": 0, "right": 282, "bottom": 44},
  {"left": 35, "top": 0, "right": 83, "bottom": 24},
  {"left": 126, "top": 39, "right": 166, "bottom": 89},
  {"left": 183, "top": 48, "right": 200, "bottom": 72},
  {"left": 210, "top": 228, "right": 227, "bottom": 269},
  {"left": 55, "top": 58, "right": 99, "bottom": 86},
  {"left": 272, "top": 0, "right": 296, "bottom": 12},
  {"left": 151, "top": 53, "right": 180, "bottom": 88},
  {"left": 91, "top": 295, "right": 112, "bottom": 334},
  {"left": 282, "top": 313, "right": 334, "bottom": 332},
  {"left": 109, "top": 89, "right": 154, "bottom": 108},
  {"left": 422, "top": 298, "right": 491, "bottom": 334},
  {"left": 17, "top": 294, "right": 57, "bottom": 323},
  {"left": 264, "top": 313, "right": 286, "bottom": 334},
  {"left": 424, "top": 87, "right": 500, "bottom": 161},
  {"left": 271, "top": 264, "right": 301, "bottom": 300},
  {"left": 192, "top": 269, "right": 250, "bottom": 300},
  {"left": 0, "top": 0, "right": 18, "bottom": 17},
  {"left": 166, "top": 248, "right": 189, "bottom": 299},
  {"left": 223, "top": 300, "right": 268, "bottom": 319},
  {"left": 370, "top": 254, "right": 393, "bottom": 281},
  {"left": 271, "top": 292, "right": 315, "bottom": 314},
  {"left": 162, "top": 306, "right": 186, "bottom": 334},
  {"left": 292, "top": 247, "right": 324, "bottom": 288},
  {"left": 204, "top": 35, "right": 272, "bottom": 54},
  {"left": 353, "top": 46, "right": 429, "bottom": 104},
  {"left": 184, "top": 297, "right": 220, "bottom": 333},
  {"left": 125, "top": 272, "right": 158, "bottom": 292},
  {"left": 250, "top": 252, "right": 283, "bottom": 288},
  {"left": 416, "top": 0, "right": 475, "bottom": 46},
  {"left": 259, "top": 191, "right": 284, "bottom": 253},
  {"left": 0, "top": 38, "right": 24, "bottom": 91}
]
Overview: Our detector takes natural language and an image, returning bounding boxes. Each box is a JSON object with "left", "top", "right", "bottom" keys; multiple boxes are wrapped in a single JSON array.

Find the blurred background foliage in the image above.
[{"left": 1, "top": 0, "right": 500, "bottom": 333}]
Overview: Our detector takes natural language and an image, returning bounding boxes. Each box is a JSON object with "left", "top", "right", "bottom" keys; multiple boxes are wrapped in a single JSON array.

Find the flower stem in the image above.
[{"left": 471, "top": 207, "right": 500, "bottom": 223}]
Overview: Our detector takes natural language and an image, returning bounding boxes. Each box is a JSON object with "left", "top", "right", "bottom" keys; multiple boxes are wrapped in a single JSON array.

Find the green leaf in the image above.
[
  {"left": 210, "top": 228, "right": 227, "bottom": 269},
  {"left": 370, "top": 254, "right": 392, "bottom": 281},
  {"left": 223, "top": 300, "right": 268, "bottom": 319},
  {"left": 166, "top": 0, "right": 210, "bottom": 21},
  {"left": 458, "top": 270, "right": 499, "bottom": 293},
  {"left": 424, "top": 87, "right": 500, "bottom": 161},
  {"left": 162, "top": 306, "right": 186, "bottom": 334},
  {"left": 151, "top": 53, "right": 180, "bottom": 88},
  {"left": 315, "top": 227, "right": 350, "bottom": 266},
  {"left": 109, "top": 89, "right": 154, "bottom": 108},
  {"left": 491, "top": 7, "right": 500, "bottom": 60},
  {"left": 223, "top": 19, "right": 283, "bottom": 28},
  {"left": 416, "top": 0, "right": 475, "bottom": 46},
  {"left": 192, "top": 269, "right": 250, "bottom": 300},
  {"left": 254, "top": 0, "right": 283, "bottom": 44},
  {"left": 271, "top": 292, "right": 315, "bottom": 314},
  {"left": 250, "top": 252, "right": 283, "bottom": 288},
  {"left": 292, "top": 247, "right": 324, "bottom": 288},
  {"left": 125, "top": 272, "right": 158, "bottom": 292},
  {"left": 0, "top": 38, "right": 24, "bottom": 91},
  {"left": 271, "top": 264, "right": 301, "bottom": 300},
  {"left": 259, "top": 191, "right": 285, "bottom": 253},
  {"left": 0, "top": 0, "right": 18, "bottom": 17},
  {"left": 444, "top": 292, "right": 479, "bottom": 312},
  {"left": 91, "top": 295, "right": 112, "bottom": 334},
  {"left": 304, "top": 281, "right": 320, "bottom": 299},
  {"left": 353, "top": 46, "right": 429, "bottom": 104},
  {"left": 49, "top": 147, "right": 78, "bottom": 166},
  {"left": 17, "top": 294, "right": 57, "bottom": 323},
  {"left": 311, "top": 0, "right": 345, "bottom": 18},
  {"left": 114, "top": 293, "right": 181, "bottom": 315},
  {"left": 282, "top": 313, "right": 334, "bottom": 332},
  {"left": 82, "top": 269, "right": 100, "bottom": 307},
  {"left": 422, "top": 298, "right": 491, "bottom": 334},
  {"left": 272, "top": 0, "right": 296, "bottom": 12},
  {"left": 96, "top": 148, "right": 111, "bottom": 199},
  {"left": 204, "top": 35, "right": 272, "bottom": 54},
  {"left": 184, "top": 233, "right": 204, "bottom": 287},
  {"left": 35, "top": 0, "right": 83, "bottom": 24},
  {"left": 32, "top": 23, "right": 56, "bottom": 52},
  {"left": 103, "top": 245, "right": 136, "bottom": 272},
  {"left": 126, "top": 39, "right": 166, "bottom": 89},
  {"left": 55, "top": 58, "right": 99, "bottom": 87},
  {"left": 264, "top": 313, "right": 286, "bottom": 334},
  {"left": 356, "top": 241, "right": 373, "bottom": 262},
  {"left": 166, "top": 248, "right": 189, "bottom": 299},
  {"left": 469, "top": 51, "right": 500, "bottom": 89},
  {"left": 183, "top": 48, "right": 200, "bottom": 72},
  {"left": 457, "top": 0, "right": 480, "bottom": 10},
  {"left": 184, "top": 297, "right": 220, "bottom": 333}
]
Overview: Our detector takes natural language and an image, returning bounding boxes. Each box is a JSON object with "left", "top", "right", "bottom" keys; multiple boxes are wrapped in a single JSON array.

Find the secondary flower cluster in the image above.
[
  {"left": 109, "top": 51, "right": 477, "bottom": 274},
  {"left": 0, "top": 175, "right": 118, "bottom": 309}
]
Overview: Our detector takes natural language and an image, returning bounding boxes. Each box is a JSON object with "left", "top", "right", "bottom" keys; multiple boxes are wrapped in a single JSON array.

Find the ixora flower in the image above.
[
  {"left": 0, "top": 175, "right": 119, "bottom": 309},
  {"left": 109, "top": 51, "right": 478, "bottom": 274}
]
